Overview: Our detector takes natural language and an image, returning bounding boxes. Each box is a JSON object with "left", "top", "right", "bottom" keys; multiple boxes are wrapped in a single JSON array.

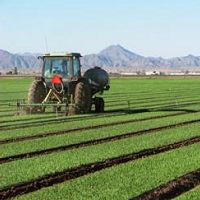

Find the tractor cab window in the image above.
[
  {"left": 44, "top": 59, "right": 51, "bottom": 76},
  {"left": 43, "top": 57, "right": 71, "bottom": 78},
  {"left": 73, "top": 57, "right": 81, "bottom": 77}
]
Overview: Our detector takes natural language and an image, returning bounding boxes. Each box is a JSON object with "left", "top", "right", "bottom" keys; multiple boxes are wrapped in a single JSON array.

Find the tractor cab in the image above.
[{"left": 41, "top": 53, "right": 82, "bottom": 80}]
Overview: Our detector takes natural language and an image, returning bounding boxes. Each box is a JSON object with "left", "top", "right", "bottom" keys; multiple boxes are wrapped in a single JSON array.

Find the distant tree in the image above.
[
  {"left": 136, "top": 71, "right": 141, "bottom": 75},
  {"left": 6, "top": 71, "right": 12, "bottom": 75}
]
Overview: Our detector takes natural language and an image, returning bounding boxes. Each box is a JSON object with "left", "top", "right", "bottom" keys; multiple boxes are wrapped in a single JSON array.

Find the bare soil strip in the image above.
[
  {"left": 1, "top": 118, "right": 200, "bottom": 165},
  {"left": 0, "top": 109, "right": 198, "bottom": 145},
  {"left": 132, "top": 169, "right": 200, "bottom": 199},
  {"left": 2, "top": 134, "right": 200, "bottom": 199}
]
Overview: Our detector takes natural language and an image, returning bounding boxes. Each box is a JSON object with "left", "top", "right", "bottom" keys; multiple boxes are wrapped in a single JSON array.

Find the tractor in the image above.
[{"left": 26, "top": 52, "right": 110, "bottom": 114}]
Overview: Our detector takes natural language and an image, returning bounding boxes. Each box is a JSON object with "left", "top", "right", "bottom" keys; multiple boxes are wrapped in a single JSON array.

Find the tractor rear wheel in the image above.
[
  {"left": 95, "top": 97, "right": 104, "bottom": 113},
  {"left": 73, "top": 82, "right": 91, "bottom": 114},
  {"left": 27, "top": 80, "right": 46, "bottom": 113}
]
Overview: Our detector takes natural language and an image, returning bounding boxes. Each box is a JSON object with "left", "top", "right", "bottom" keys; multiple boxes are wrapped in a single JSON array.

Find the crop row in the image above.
[
  {"left": 1, "top": 113, "right": 200, "bottom": 188},
  {"left": 15, "top": 141, "right": 200, "bottom": 200},
  {"left": 2, "top": 125, "right": 200, "bottom": 199}
]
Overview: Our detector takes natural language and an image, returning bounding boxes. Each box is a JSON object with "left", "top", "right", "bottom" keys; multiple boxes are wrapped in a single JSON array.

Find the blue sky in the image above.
[{"left": 0, "top": 0, "right": 199, "bottom": 58}]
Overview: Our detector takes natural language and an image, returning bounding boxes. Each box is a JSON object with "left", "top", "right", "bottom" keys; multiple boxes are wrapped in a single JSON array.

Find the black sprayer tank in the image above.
[{"left": 84, "top": 66, "right": 109, "bottom": 88}]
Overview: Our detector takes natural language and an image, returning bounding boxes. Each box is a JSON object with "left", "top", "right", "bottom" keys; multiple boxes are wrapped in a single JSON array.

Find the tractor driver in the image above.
[
  {"left": 52, "top": 60, "right": 69, "bottom": 76},
  {"left": 59, "top": 60, "right": 69, "bottom": 76},
  {"left": 57, "top": 63, "right": 64, "bottom": 73}
]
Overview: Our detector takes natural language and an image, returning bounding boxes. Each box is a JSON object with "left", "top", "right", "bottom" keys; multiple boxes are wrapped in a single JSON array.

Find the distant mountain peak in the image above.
[{"left": 99, "top": 44, "right": 134, "bottom": 55}]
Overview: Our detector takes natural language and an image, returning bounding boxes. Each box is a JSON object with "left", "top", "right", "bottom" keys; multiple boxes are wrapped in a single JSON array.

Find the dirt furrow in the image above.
[
  {"left": 1, "top": 118, "right": 200, "bottom": 165},
  {"left": 132, "top": 168, "right": 200, "bottom": 199},
  {"left": 2, "top": 134, "right": 200, "bottom": 199},
  {"left": 0, "top": 109, "right": 197, "bottom": 145}
]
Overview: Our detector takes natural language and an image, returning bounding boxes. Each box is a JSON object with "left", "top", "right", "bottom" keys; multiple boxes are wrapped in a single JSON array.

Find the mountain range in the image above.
[{"left": 0, "top": 45, "right": 200, "bottom": 74}]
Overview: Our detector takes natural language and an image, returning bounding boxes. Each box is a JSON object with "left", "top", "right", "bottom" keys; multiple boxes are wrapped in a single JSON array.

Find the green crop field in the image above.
[{"left": 1, "top": 77, "right": 200, "bottom": 199}]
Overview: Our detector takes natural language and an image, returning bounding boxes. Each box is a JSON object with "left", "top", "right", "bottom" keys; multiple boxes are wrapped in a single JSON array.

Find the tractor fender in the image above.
[{"left": 34, "top": 76, "right": 45, "bottom": 82}]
